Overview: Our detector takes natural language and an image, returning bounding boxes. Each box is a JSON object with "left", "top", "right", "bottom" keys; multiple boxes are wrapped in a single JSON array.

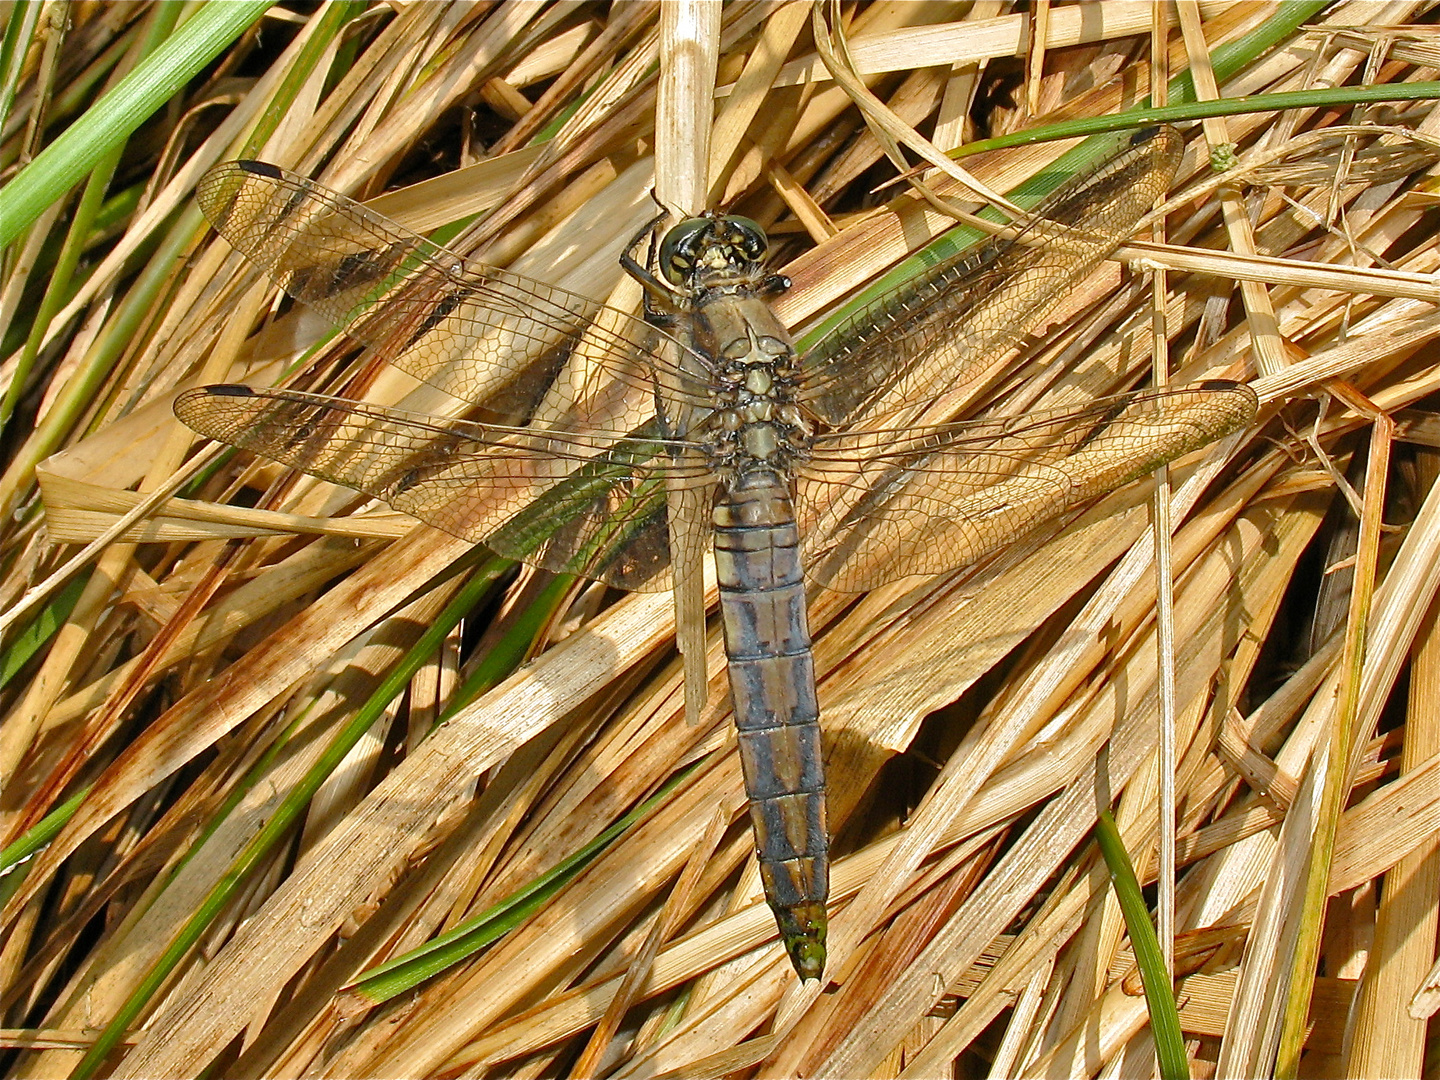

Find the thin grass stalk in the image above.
[
  {"left": 1345, "top": 454, "right": 1440, "bottom": 1072},
  {"left": 0, "top": 1, "right": 188, "bottom": 428},
  {"left": 1148, "top": 4, "right": 1179, "bottom": 1005},
  {"left": 0, "top": 2, "right": 45, "bottom": 140},
  {"left": 1277, "top": 403, "right": 1393, "bottom": 1076},
  {"left": 65, "top": 562, "right": 494, "bottom": 1079}
]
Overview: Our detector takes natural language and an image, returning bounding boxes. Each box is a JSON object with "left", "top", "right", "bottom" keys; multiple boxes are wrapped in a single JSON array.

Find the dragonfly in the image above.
[{"left": 174, "top": 126, "right": 1257, "bottom": 983}]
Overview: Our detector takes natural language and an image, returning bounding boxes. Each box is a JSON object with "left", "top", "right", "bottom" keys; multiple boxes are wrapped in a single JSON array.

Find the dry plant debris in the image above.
[{"left": 2, "top": 3, "right": 1439, "bottom": 1078}]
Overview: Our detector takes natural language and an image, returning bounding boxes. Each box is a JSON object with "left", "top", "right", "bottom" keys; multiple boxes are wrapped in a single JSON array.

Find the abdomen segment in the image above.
[{"left": 713, "top": 469, "right": 828, "bottom": 981}]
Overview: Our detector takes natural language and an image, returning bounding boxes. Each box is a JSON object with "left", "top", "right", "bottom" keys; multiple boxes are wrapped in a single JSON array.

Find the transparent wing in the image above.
[
  {"left": 796, "top": 127, "right": 1183, "bottom": 427},
  {"left": 186, "top": 140, "right": 1254, "bottom": 602},
  {"left": 175, "top": 379, "right": 1256, "bottom": 596},
  {"left": 797, "top": 381, "right": 1258, "bottom": 594},
  {"left": 175, "top": 386, "right": 717, "bottom": 591},
  {"left": 196, "top": 161, "right": 717, "bottom": 429}
]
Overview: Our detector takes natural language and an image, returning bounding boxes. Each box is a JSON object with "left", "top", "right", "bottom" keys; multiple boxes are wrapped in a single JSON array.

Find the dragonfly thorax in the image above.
[
  {"left": 690, "top": 306, "right": 812, "bottom": 478},
  {"left": 704, "top": 395, "right": 813, "bottom": 478}
]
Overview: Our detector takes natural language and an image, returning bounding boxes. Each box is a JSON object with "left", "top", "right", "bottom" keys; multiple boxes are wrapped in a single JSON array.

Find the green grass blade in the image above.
[
  {"left": 1096, "top": 808, "right": 1188, "bottom": 1080},
  {"left": 66, "top": 556, "right": 508, "bottom": 1080},
  {"left": 0, "top": 572, "right": 86, "bottom": 692},
  {"left": 0, "top": 1, "right": 272, "bottom": 250},
  {"left": 349, "top": 764, "right": 698, "bottom": 1003}
]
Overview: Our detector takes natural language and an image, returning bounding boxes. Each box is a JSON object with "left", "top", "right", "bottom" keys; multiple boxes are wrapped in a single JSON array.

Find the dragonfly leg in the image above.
[
  {"left": 620, "top": 210, "right": 682, "bottom": 318},
  {"left": 759, "top": 273, "right": 791, "bottom": 298}
]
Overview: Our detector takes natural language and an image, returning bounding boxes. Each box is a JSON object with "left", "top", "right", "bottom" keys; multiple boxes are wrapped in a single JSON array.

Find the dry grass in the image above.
[{"left": 4, "top": 2, "right": 1440, "bottom": 1077}]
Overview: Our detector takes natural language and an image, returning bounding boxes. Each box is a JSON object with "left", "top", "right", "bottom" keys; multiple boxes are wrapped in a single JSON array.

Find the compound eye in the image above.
[
  {"left": 721, "top": 215, "right": 768, "bottom": 261},
  {"left": 658, "top": 217, "right": 712, "bottom": 285}
]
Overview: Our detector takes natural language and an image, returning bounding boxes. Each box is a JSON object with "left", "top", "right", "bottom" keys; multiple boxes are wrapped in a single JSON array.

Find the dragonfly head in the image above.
[{"left": 659, "top": 213, "right": 769, "bottom": 288}]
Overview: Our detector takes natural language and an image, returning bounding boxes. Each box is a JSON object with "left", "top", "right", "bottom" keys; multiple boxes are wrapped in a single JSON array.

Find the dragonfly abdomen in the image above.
[{"left": 713, "top": 468, "right": 829, "bottom": 982}]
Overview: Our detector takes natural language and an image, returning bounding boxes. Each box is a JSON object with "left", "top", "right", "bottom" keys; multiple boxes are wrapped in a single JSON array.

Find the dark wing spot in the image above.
[
  {"left": 402, "top": 286, "right": 473, "bottom": 353},
  {"left": 235, "top": 160, "right": 285, "bottom": 179},
  {"left": 391, "top": 465, "right": 427, "bottom": 496}
]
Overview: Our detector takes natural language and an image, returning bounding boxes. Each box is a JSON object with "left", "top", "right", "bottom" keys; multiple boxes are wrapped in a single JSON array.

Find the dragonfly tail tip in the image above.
[{"left": 776, "top": 902, "right": 827, "bottom": 982}]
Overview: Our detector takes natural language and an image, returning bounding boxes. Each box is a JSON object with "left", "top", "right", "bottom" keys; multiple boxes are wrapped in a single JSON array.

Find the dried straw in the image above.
[{"left": 3, "top": 3, "right": 1439, "bottom": 1078}]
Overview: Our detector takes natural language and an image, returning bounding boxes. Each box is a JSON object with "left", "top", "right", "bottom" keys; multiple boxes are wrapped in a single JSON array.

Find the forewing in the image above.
[
  {"left": 797, "top": 127, "right": 1183, "bottom": 427},
  {"left": 798, "top": 381, "right": 1258, "bottom": 593},
  {"left": 175, "top": 385, "right": 716, "bottom": 591},
  {"left": 196, "top": 162, "right": 716, "bottom": 429}
]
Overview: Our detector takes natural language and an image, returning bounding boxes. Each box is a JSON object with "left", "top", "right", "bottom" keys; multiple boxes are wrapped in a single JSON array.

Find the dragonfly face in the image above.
[
  {"left": 657, "top": 213, "right": 769, "bottom": 287},
  {"left": 174, "top": 126, "right": 1258, "bottom": 983}
]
